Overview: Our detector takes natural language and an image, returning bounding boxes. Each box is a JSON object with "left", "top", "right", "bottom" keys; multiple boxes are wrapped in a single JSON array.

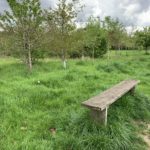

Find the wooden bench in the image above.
[{"left": 82, "top": 80, "right": 140, "bottom": 126}]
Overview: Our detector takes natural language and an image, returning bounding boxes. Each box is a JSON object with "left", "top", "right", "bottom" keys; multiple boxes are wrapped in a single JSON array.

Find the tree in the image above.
[
  {"left": 47, "top": 0, "right": 79, "bottom": 68},
  {"left": 135, "top": 27, "right": 150, "bottom": 54},
  {"left": 0, "top": 31, "right": 16, "bottom": 56},
  {"left": 81, "top": 17, "right": 108, "bottom": 59},
  {"left": 0, "top": 0, "right": 44, "bottom": 71},
  {"left": 121, "top": 31, "right": 135, "bottom": 51},
  {"left": 70, "top": 17, "right": 108, "bottom": 60},
  {"left": 104, "top": 16, "right": 125, "bottom": 52}
]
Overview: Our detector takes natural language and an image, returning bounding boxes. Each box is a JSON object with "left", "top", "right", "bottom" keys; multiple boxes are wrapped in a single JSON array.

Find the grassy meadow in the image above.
[{"left": 0, "top": 50, "right": 150, "bottom": 150}]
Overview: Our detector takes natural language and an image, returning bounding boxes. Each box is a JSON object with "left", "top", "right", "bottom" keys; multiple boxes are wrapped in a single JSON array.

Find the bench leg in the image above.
[
  {"left": 90, "top": 107, "right": 108, "bottom": 126},
  {"left": 130, "top": 87, "right": 135, "bottom": 95}
]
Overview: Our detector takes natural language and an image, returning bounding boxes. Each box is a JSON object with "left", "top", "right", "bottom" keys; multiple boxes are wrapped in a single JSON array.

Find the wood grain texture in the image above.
[{"left": 82, "top": 80, "right": 140, "bottom": 111}]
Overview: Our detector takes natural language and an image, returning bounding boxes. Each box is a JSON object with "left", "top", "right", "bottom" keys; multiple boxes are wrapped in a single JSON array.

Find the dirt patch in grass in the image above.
[{"left": 140, "top": 124, "right": 150, "bottom": 149}]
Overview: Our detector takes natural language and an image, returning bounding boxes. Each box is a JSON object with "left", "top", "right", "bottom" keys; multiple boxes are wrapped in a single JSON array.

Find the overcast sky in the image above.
[{"left": 0, "top": 0, "right": 150, "bottom": 28}]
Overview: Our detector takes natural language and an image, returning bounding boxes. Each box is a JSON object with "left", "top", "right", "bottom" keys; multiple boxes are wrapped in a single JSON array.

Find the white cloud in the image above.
[
  {"left": 138, "top": 7, "right": 150, "bottom": 26},
  {"left": 40, "top": 0, "right": 57, "bottom": 8},
  {"left": 0, "top": 0, "right": 10, "bottom": 13},
  {"left": 0, "top": 0, "right": 150, "bottom": 28}
]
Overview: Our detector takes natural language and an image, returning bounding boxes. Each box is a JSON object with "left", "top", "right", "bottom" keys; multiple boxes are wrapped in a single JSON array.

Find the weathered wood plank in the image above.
[{"left": 82, "top": 80, "right": 140, "bottom": 111}]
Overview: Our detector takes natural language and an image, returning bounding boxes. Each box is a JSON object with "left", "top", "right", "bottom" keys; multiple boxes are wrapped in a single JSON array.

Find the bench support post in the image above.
[
  {"left": 90, "top": 107, "right": 108, "bottom": 126},
  {"left": 130, "top": 87, "right": 135, "bottom": 95}
]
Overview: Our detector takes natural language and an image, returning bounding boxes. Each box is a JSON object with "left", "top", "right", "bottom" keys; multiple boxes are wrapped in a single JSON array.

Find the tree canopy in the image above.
[{"left": 0, "top": 0, "right": 150, "bottom": 70}]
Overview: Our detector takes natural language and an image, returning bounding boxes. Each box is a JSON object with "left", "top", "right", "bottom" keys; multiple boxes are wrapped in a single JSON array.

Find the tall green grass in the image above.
[{"left": 0, "top": 51, "right": 150, "bottom": 149}]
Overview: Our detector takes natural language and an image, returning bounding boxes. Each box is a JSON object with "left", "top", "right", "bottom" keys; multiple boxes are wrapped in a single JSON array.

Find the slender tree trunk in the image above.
[
  {"left": 145, "top": 47, "right": 148, "bottom": 55},
  {"left": 28, "top": 46, "right": 32, "bottom": 71},
  {"left": 81, "top": 50, "right": 84, "bottom": 61},
  {"left": 62, "top": 49, "right": 67, "bottom": 69},
  {"left": 118, "top": 45, "right": 121, "bottom": 55},
  {"left": 115, "top": 46, "right": 118, "bottom": 56},
  {"left": 92, "top": 46, "right": 95, "bottom": 62},
  {"left": 126, "top": 48, "right": 128, "bottom": 56},
  {"left": 107, "top": 43, "right": 110, "bottom": 61},
  {"left": 107, "top": 48, "right": 110, "bottom": 62},
  {"left": 81, "top": 54, "right": 84, "bottom": 61},
  {"left": 23, "top": 33, "right": 32, "bottom": 71}
]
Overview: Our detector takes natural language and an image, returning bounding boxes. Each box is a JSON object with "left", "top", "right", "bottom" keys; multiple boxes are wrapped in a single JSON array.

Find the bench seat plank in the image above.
[{"left": 82, "top": 80, "right": 140, "bottom": 111}]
